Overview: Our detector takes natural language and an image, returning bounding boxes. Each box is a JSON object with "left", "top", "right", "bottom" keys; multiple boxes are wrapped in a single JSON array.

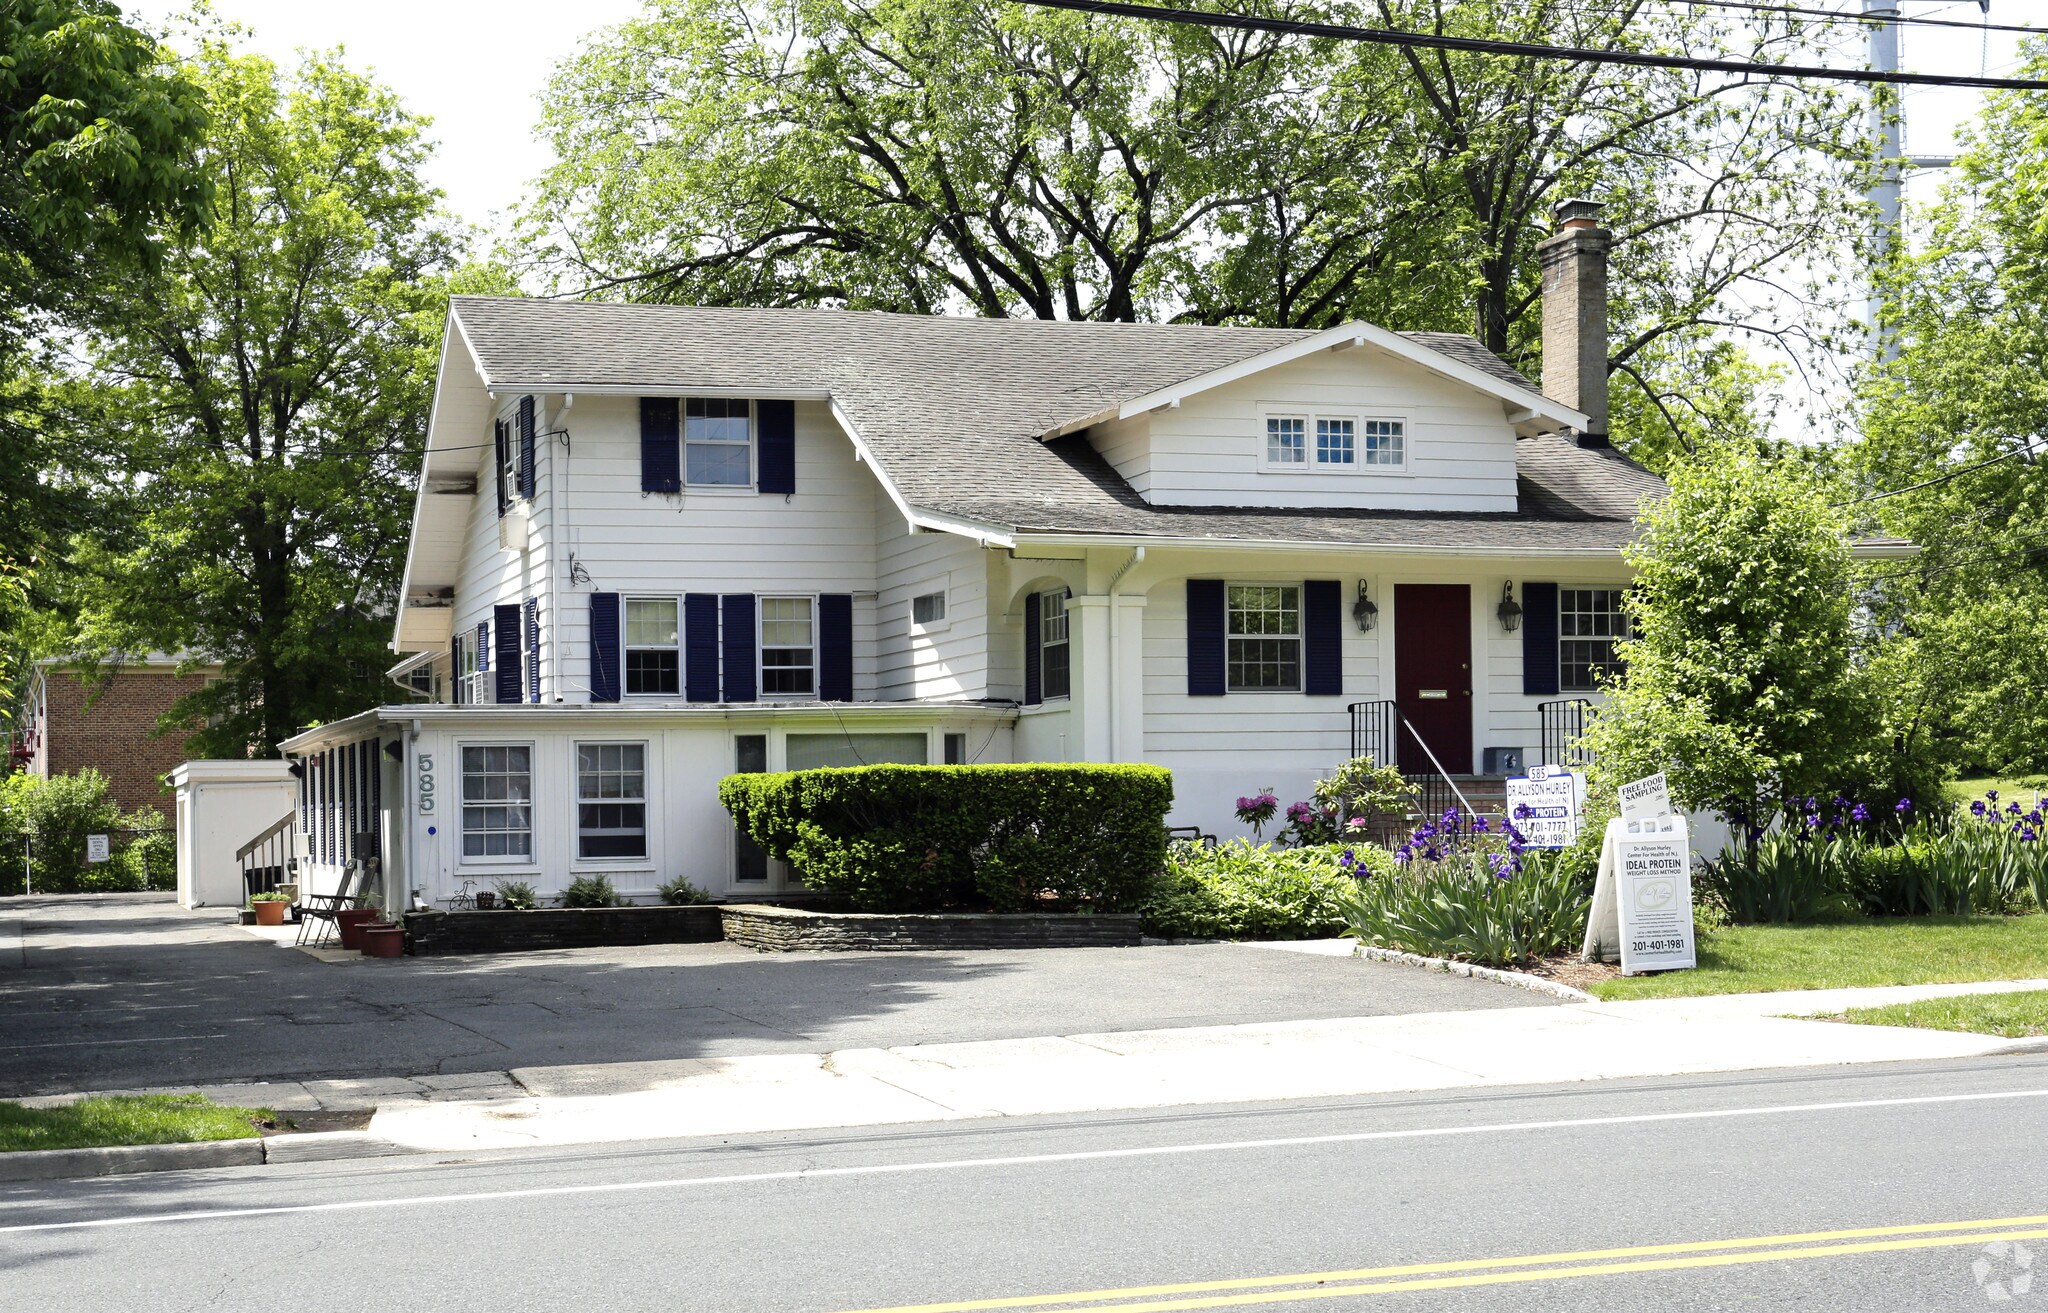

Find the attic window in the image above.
[{"left": 912, "top": 590, "right": 947, "bottom": 627}]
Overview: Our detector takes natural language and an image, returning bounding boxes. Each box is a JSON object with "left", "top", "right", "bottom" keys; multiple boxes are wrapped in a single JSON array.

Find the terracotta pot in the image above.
[
  {"left": 251, "top": 900, "right": 288, "bottom": 927},
  {"left": 359, "top": 924, "right": 406, "bottom": 958},
  {"left": 335, "top": 908, "right": 382, "bottom": 950}
]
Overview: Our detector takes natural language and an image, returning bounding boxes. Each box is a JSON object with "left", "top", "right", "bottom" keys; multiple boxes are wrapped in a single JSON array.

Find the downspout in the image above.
[
  {"left": 548, "top": 394, "right": 572, "bottom": 703},
  {"left": 1105, "top": 546, "right": 1145, "bottom": 762}
]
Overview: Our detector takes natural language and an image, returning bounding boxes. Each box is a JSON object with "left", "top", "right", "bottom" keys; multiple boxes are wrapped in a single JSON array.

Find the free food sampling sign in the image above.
[{"left": 1582, "top": 772, "right": 1699, "bottom": 974}]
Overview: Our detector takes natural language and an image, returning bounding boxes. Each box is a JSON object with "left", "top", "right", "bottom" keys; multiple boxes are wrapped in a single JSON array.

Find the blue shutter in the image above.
[
  {"left": 640, "top": 398, "right": 681, "bottom": 494},
  {"left": 493, "top": 604, "right": 521, "bottom": 703},
  {"left": 590, "top": 592, "right": 621, "bottom": 703},
  {"left": 448, "top": 636, "right": 461, "bottom": 703},
  {"left": 474, "top": 622, "right": 489, "bottom": 672},
  {"left": 721, "top": 594, "right": 757, "bottom": 703},
  {"left": 1187, "top": 579, "right": 1227, "bottom": 696},
  {"left": 493, "top": 421, "right": 509, "bottom": 517},
  {"left": 684, "top": 594, "right": 720, "bottom": 701},
  {"left": 757, "top": 399, "right": 795, "bottom": 495},
  {"left": 517, "top": 395, "right": 537, "bottom": 501},
  {"left": 1522, "top": 582, "right": 1560, "bottom": 697},
  {"left": 819, "top": 593, "right": 853, "bottom": 701},
  {"left": 1303, "top": 579, "right": 1342, "bottom": 696},
  {"left": 1023, "top": 591, "right": 1042, "bottom": 706},
  {"left": 524, "top": 598, "right": 540, "bottom": 704}
]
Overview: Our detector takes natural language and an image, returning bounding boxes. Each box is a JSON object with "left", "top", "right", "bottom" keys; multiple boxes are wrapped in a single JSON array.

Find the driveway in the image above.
[{"left": 0, "top": 894, "right": 1551, "bottom": 1097}]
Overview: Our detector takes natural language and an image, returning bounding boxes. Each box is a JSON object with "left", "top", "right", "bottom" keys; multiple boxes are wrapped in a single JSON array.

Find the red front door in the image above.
[{"left": 1393, "top": 584, "right": 1473, "bottom": 775}]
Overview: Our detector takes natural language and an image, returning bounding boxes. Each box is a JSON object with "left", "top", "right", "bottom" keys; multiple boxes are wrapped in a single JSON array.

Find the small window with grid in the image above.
[
  {"left": 1227, "top": 585, "right": 1301, "bottom": 691},
  {"left": 760, "top": 596, "right": 815, "bottom": 696},
  {"left": 1265, "top": 415, "right": 1306, "bottom": 466},
  {"left": 1362, "top": 418, "right": 1405, "bottom": 467},
  {"left": 625, "top": 597, "right": 680, "bottom": 696},
  {"left": 1316, "top": 417, "right": 1355, "bottom": 466},
  {"left": 461, "top": 745, "right": 532, "bottom": 860},
  {"left": 1560, "top": 588, "right": 1629, "bottom": 691},
  {"left": 576, "top": 743, "right": 647, "bottom": 859},
  {"left": 1041, "top": 589, "right": 1071, "bottom": 699}
]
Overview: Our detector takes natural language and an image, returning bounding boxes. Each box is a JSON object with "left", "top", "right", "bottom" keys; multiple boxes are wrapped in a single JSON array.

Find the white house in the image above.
[{"left": 283, "top": 202, "right": 1673, "bottom": 908}]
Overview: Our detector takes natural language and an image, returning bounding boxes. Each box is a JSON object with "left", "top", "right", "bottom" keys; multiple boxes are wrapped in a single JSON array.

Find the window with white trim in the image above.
[
  {"left": 1265, "top": 415, "right": 1306, "bottom": 467},
  {"left": 685, "top": 398, "right": 751, "bottom": 486},
  {"left": 1227, "top": 584, "right": 1301, "bottom": 691},
  {"left": 1560, "top": 588, "right": 1628, "bottom": 692},
  {"left": 760, "top": 596, "right": 815, "bottom": 696},
  {"left": 1040, "top": 589, "right": 1071, "bottom": 699},
  {"left": 1316, "top": 417, "right": 1355, "bottom": 466},
  {"left": 912, "top": 590, "right": 947, "bottom": 627},
  {"left": 1261, "top": 410, "right": 1404, "bottom": 472},
  {"left": 625, "top": 597, "right": 680, "bottom": 696},
  {"left": 453, "top": 631, "right": 486, "bottom": 705},
  {"left": 576, "top": 742, "right": 647, "bottom": 860},
  {"left": 1361, "top": 418, "right": 1405, "bottom": 467},
  {"left": 499, "top": 414, "right": 520, "bottom": 503},
  {"left": 461, "top": 744, "right": 532, "bottom": 860}
]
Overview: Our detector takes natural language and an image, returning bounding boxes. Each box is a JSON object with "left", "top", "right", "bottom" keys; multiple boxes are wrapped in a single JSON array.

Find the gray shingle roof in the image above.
[{"left": 451, "top": 297, "right": 1658, "bottom": 552}]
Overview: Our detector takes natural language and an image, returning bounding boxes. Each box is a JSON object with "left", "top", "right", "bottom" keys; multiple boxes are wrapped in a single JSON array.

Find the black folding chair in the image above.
[{"left": 295, "top": 858, "right": 373, "bottom": 947}]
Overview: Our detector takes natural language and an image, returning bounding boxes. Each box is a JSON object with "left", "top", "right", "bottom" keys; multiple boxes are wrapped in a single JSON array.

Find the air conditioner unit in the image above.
[
  {"left": 1482, "top": 746, "right": 1525, "bottom": 775},
  {"left": 498, "top": 506, "right": 528, "bottom": 552}
]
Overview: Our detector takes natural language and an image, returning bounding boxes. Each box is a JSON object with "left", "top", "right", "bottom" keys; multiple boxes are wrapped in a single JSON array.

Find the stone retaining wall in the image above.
[
  {"left": 719, "top": 903, "right": 1143, "bottom": 952},
  {"left": 403, "top": 905, "right": 725, "bottom": 956}
]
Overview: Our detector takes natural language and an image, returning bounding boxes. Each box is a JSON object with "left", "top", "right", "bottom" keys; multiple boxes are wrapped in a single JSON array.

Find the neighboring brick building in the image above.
[{"left": 12, "top": 656, "right": 221, "bottom": 821}]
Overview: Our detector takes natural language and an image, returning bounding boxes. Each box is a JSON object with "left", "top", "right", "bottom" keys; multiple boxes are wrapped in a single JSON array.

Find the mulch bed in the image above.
[{"left": 1517, "top": 953, "right": 1622, "bottom": 992}]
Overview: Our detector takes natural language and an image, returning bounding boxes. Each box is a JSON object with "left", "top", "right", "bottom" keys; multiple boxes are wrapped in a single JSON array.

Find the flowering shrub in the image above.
[
  {"left": 1142, "top": 839, "right": 1395, "bottom": 940},
  {"left": 1239, "top": 757, "right": 1415, "bottom": 848},
  {"left": 1234, "top": 791, "right": 1280, "bottom": 839}
]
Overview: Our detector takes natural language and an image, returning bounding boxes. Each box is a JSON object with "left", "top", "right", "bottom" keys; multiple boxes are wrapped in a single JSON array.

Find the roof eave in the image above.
[{"left": 1007, "top": 529, "right": 1631, "bottom": 557}]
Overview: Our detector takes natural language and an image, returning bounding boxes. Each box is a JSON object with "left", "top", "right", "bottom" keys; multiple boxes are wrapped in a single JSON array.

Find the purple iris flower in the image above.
[
  {"left": 1972, "top": 800, "right": 1988, "bottom": 817},
  {"left": 1850, "top": 803, "right": 1870, "bottom": 823},
  {"left": 1896, "top": 798, "right": 1913, "bottom": 815}
]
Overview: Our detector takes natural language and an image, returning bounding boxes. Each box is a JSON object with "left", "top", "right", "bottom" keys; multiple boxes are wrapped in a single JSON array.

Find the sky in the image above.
[{"left": 126, "top": 0, "right": 646, "bottom": 231}]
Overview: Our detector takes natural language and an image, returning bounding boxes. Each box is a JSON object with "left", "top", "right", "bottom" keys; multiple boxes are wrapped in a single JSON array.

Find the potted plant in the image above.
[
  {"left": 358, "top": 922, "right": 406, "bottom": 958},
  {"left": 335, "top": 894, "right": 383, "bottom": 950},
  {"left": 249, "top": 891, "right": 291, "bottom": 926}
]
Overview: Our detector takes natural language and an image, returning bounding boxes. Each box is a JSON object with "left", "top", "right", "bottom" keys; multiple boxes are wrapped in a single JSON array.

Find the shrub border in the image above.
[{"left": 1350, "top": 943, "right": 1595, "bottom": 1002}]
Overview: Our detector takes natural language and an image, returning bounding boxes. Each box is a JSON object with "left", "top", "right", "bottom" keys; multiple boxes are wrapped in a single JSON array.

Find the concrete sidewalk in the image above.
[{"left": 362, "top": 975, "right": 2048, "bottom": 1153}]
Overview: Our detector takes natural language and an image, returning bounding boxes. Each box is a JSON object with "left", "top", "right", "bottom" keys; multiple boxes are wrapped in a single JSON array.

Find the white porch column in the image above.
[{"left": 1067, "top": 592, "right": 1149, "bottom": 764}]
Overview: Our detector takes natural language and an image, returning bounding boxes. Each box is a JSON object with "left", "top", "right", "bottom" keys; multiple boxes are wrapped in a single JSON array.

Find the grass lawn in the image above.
[
  {"left": 1950, "top": 774, "right": 2048, "bottom": 806},
  {"left": 1586, "top": 914, "right": 2048, "bottom": 1000},
  {"left": 0, "top": 1093, "right": 276, "bottom": 1154},
  {"left": 1835, "top": 989, "right": 2048, "bottom": 1039}
]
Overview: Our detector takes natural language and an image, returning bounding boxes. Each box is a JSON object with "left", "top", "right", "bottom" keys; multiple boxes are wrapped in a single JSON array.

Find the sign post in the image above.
[
  {"left": 1503, "top": 765, "right": 1585, "bottom": 849},
  {"left": 1583, "top": 773, "right": 1697, "bottom": 974}
]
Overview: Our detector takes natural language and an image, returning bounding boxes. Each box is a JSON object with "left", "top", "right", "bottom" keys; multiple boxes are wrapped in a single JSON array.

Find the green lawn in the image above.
[
  {"left": 1950, "top": 774, "right": 2048, "bottom": 806},
  {"left": 0, "top": 1093, "right": 276, "bottom": 1154},
  {"left": 1587, "top": 915, "right": 2048, "bottom": 1000},
  {"left": 1836, "top": 989, "right": 2048, "bottom": 1040}
]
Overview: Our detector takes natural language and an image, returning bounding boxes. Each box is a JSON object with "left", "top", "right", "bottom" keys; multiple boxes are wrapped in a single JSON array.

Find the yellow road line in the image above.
[{"left": 838, "top": 1215, "right": 2048, "bottom": 1313}]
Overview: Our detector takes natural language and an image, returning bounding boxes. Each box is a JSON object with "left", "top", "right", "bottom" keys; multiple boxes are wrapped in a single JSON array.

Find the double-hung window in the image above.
[
  {"left": 453, "top": 631, "right": 486, "bottom": 705},
  {"left": 1226, "top": 585, "right": 1301, "bottom": 691},
  {"left": 1040, "top": 589, "right": 1071, "bottom": 699},
  {"left": 685, "top": 398, "right": 751, "bottom": 486},
  {"left": 576, "top": 743, "right": 647, "bottom": 859},
  {"left": 760, "top": 596, "right": 815, "bottom": 696},
  {"left": 1560, "top": 588, "right": 1628, "bottom": 691},
  {"left": 461, "top": 745, "right": 532, "bottom": 860},
  {"left": 625, "top": 597, "right": 680, "bottom": 696},
  {"left": 499, "top": 416, "right": 520, "bottom": 504}
]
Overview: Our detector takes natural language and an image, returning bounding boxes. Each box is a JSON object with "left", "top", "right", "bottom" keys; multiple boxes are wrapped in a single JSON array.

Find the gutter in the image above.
[{"left": 1010, "top": 532, "right": 1629, "bottom": 557}]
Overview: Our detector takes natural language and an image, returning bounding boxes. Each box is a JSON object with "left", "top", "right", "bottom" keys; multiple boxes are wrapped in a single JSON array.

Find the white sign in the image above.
[
  {"left": 1617, "top": 772, "right": 1673, "bottom": 823},
  {"left": 1583, "top": 815, "right": 1697, "bottom": 973},
  {"left": 1503, "top": 767, "right": 1584, "bottom": 849},
  {"left": 85, "top": 834, "right": 110, "bottom": 864}
]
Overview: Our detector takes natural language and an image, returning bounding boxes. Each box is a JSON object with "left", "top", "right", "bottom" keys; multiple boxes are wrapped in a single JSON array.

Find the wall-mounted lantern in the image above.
[
  {"left": 1497, "top": 581, "right": 1524, "bottom": 633},
  {"left": 1352, "top": 581, "right": 1379, "bottom": 633}
]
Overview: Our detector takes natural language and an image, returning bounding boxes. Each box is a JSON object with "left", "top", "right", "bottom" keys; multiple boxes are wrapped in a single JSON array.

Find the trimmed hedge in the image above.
[
  {"left": 719, "top": 764, "right": 1173, "bottom": 912},
  {"left": 1142, "top": 840, "right": 1395, "bottom": 940}
]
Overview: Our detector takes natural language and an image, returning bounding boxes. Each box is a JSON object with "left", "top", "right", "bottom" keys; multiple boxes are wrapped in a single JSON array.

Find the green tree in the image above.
[
  {"left": 1855, "top": 44, "right": 2048, "bottom": 776},
  {"left": 1581, "top": 444, "right": 1881, "bottom": 818},
  {"left": 518, "top": 0, "right": 1870, "bottom": 449},
  {"left": 57, "top": 43, "right": 462, "bottom": 755}
]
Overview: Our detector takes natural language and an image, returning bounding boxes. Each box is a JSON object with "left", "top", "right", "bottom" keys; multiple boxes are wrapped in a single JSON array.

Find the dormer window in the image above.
[
  {"left": 1259, "top": 407, "right": 1407, "bottom": 474},
  {"left": 1362, "top": 418, "right": 1405, "bottom": 467},
  {"left": 1266, "top": 416, "right": 1306, "bottom": 466}
]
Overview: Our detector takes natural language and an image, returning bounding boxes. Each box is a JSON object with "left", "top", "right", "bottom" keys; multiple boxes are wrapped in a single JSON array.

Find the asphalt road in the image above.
[
  {"left": 0, "top": 895, "right": 1544, "bottom": 1096},
  {"left": 5, "top": 1057, "right": 2045, "bottom": 1311}
]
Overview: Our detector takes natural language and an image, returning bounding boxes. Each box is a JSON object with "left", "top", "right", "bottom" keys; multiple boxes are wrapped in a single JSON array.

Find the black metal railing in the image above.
[
  {"left": 1538, "top": 698, "right": 1597, "bottom": 770},
  {"left": 237, "top": 811, "right": 297, "bottom": 902},
  {"left": 1346, "top": 700, "right": 1481, "bottom": 839}
]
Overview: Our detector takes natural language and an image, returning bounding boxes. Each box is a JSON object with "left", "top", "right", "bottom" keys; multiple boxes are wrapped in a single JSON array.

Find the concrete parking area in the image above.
[{"left": 0, "top": 893, "right": 1550, "bottom": 1097}]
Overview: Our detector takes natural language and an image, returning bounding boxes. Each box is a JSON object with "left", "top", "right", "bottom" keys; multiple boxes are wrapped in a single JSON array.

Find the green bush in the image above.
[
  {"left": 492, "top": 878, "right": 539, "bottom": 910},
  {"left": 559, "top": 874, "right": 619, "bottom": 908},
  {"left": 657, "top": 874, "right": 712, "bottom": 905},
  {"left": 720, "top": 764, "right": 1173, "bottom": 913},
  {"left": 0, "top": 770, "right": 134, "bottom": 894},
  {"left": 1141, "top": 840, "right": 1392, "bottom": 939},
  {"left": 1338, "top": 849, "right": 1589, "bottom": 967}
]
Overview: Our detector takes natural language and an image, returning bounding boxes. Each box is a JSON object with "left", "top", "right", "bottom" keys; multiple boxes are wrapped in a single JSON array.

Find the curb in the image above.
[
  {"left": 1985, "top": 1037, "right": 2048, "bottom": 1057},
  {"left": 1352, "top": 944, "right": 1598, "bottom": 1002},
  {"left": 0, "top": 1130, "right": 409, "bottom": 1184}
]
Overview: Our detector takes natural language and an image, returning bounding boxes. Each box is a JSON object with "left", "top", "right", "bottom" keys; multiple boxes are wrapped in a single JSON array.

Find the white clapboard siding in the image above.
[
  {"left": 1100, "top": 348, "right": 1522, "bottom": 511},
  {"left": 875, "top": 519, "right": 989, "bottom": 700}
]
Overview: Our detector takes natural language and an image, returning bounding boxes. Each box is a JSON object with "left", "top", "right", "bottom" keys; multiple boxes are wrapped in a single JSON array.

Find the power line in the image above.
[
  {"left": 1005, "top": 0, "right": 2048, "bottom": 90},
  {"left": 1831, "top": 445, "right": 2031, "bottom": 507},
  {"left": 1648, "top": 0, "right": 2043, "bottom": 37}
]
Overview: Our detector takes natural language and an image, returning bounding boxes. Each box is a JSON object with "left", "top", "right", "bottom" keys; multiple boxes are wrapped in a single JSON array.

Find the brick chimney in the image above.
[{"left": 1537, "top": 198, "right": 1611, "bottom": 448}]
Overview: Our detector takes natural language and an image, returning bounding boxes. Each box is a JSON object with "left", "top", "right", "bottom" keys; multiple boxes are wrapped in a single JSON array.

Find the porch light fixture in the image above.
[
  {"left": 1352, "top": 581, "right": 1378, "bottom": 633},
  {"left": 1497, "top": 581, "right": 1524, "bottom": 633}
]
